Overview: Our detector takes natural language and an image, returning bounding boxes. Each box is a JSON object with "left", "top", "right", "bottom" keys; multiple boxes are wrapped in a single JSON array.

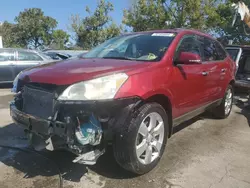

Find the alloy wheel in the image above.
[{"left": 135, "top": 112, "right": 165, "bottom": 165}]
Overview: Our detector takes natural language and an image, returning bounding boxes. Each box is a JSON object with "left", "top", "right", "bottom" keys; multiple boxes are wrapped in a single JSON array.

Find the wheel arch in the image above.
[
  {"left": 229, "top": 79, "right": 235, "bottom": 86},
  {"left": 145, "top": 94, "right": 173, "bottom": 138}
]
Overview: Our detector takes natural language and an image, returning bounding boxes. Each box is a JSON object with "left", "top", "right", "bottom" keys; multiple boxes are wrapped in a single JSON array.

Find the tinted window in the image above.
[
  {"left": 175, "top": 35, "right": 202, "bottom": 60},
  {"left": 214, "top": 41, "right": 227, "bottom": 60},
  {"left": 238, "top": 55, "right": 250, "bottom": 73},
  {"left": 226, "top": 49, "right": 240, "bottom": 61},
  {"left": 243, "top": 56, "right": 250, "bottom": 72},
  {"left": 0, "top": 50, "right": 14, "bottom": 61},
  {"left": 18, "top": 51, "right": 43, "bottom": 61},
  {"left": 203, "top": 38, "right": 217, "bottom": 61},
  {"left": 85, "top": 33, "right": 176, "bottom": 61}
]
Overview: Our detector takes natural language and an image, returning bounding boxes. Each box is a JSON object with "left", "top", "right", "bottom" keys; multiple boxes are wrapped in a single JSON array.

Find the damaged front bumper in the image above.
[{"left": 10, "top": 95, "right": 141, "bottom": 165}]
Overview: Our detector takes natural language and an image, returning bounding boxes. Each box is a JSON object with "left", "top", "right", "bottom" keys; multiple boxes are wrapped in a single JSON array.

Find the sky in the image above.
[{"left": 0, "top": 0, "right": 131, "bottom": 32}]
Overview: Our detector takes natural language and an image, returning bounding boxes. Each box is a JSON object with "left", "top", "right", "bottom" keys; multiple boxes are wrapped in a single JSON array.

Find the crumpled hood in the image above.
[{"left": 20, "top": 58, "right": 149, "bottom": 85}]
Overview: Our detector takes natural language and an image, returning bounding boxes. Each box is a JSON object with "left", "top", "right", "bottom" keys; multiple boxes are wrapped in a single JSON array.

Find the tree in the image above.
[
  {"left": 0, "top": 21, "right": 25, "bottom": 48},
  {"left": 123, "top": 0, "right": 219, "bottom": 32},
  {"left": 212, "top": 0, "right": 250, "bottom": 45},
  {"left": 49, "top": 29, "right": 70, "bottom": 50},
  {"left": 71, "top": 0, "right": 122, "bottom": 49},
  {"left": 15, "top": 8, "right": 57, "bottom": 49}
]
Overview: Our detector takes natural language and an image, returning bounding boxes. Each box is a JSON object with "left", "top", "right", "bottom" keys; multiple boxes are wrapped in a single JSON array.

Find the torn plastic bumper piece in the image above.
[
  {"left": 10, "top": 96, "right": 142, "bottom": 163},
  {"left": 73, "top": 149, "right": 105, "bottom": 165}
]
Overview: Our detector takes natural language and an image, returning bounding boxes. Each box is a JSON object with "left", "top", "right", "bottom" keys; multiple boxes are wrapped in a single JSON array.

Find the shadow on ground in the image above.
[
  {"left": 234, "top": 94, "right": 250, "bottom": 127},
  {"left": 0, "top": 123, "right": 136, "bottom": 183}
]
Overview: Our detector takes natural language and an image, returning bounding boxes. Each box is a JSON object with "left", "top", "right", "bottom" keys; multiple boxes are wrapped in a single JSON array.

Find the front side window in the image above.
[
  {"left": 18, "top": 51, "right": 43, "bottom": 61},
  {"left": 175, "top": 35, "right": 202, "bottom": 61},
  {"left": 0, "top": 50, "right": 14, "bottom": 61},
  {"left": 84, "top": 33, "right": 176, "bottom": 62}
]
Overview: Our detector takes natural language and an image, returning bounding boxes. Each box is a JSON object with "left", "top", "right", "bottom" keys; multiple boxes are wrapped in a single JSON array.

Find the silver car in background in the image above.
[{"left": 0, "top": 48, "right": 55, "bottom": 83}]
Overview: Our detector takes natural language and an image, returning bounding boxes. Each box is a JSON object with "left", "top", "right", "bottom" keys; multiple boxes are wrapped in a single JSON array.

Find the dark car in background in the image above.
[
  {"left": 44, "top": 51, "right": 71, "bottom": 60},
  {"left": 226, "top": 45, "right": 250, "bottom": 92},
  {"left": 0, "top": 48, "right": 55, "bottom": 83}
]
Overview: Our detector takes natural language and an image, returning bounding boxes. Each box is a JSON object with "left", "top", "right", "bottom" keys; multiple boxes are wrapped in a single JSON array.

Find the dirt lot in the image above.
[{"left": 1, "top": 88, "right": 250, "bottom": 188}]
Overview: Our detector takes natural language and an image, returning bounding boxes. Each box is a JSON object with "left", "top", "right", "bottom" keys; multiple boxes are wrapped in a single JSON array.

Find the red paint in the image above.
[
  {"left": 20, "top": 29, "right": 235, "bottom": 119},
  {"left": 178, "top": 52, "right": 202, "bottom": 65}
]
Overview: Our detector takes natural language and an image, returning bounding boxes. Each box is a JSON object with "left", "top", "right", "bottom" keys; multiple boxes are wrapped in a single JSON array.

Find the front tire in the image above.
[
  {"left": 113, "top": 103, "right": 168, "bottom": 175},
  {"left": 213, "top": 85, "right": 234, "bottom": 119}
]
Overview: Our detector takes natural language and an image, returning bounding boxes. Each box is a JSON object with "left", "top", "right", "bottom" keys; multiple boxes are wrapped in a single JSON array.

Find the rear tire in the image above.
[
  {"left": 213, "top": 85, "right": 233, "bottom": 119},
  {"left": 113, "top": 103, "right": 168, "bottom": 175}
]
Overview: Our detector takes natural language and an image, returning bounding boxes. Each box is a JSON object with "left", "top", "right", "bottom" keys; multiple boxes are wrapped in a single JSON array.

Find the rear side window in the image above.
[
  {"left": 0, "top": 50, "right": 14, "bottom": 61},
  {"left": 214, "top": 41, "right": 227, "bottom": 60},
  {"left": 18, "top": 51, "right": 43, "bottom": 61},
  {"left": 203, "top": 38, "right": 218, "bottom": 61}
]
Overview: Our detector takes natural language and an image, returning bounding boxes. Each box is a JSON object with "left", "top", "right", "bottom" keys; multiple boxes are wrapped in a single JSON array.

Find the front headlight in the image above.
[
  {"left": 11, "top": 71, "right": 22, "bottom": 93},
  {"left": 58, "top": 73, "right": 128, "bottom": 101}
]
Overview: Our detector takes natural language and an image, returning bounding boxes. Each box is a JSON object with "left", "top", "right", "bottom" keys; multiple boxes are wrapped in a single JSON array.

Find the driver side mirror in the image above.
[{"left": 176, "top": 52, "right": 202, "bottom": 65}]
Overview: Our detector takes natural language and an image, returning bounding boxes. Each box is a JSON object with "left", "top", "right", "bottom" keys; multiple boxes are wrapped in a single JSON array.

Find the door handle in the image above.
[
  {"left": 221, "top": 68, "right": 227, "bottom": 73},
  {"left": 202, "top": 71, "right": 208, "bottom": 76}
]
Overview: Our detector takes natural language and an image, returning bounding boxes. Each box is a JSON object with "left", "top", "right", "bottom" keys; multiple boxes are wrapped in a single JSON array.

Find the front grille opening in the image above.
[
  {"left": 26, "top": 83, "right": 58, "bottom": 93},
  {"left": 22, "top": 86, "right": 55, "bottom": 119},
  {"left": 25, "top": 83, "right": 68, "bottom": 97}
]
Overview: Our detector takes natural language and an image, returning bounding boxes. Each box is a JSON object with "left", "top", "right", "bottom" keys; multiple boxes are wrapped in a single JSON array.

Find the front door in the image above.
[{"left": 171, "top": 34, "right": 210, "bottom": 117}]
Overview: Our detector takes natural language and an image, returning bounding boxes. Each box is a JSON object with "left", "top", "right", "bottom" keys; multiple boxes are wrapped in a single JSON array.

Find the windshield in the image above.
[{"left": 84, "top": 33, "right": 176, "bottom": 61}]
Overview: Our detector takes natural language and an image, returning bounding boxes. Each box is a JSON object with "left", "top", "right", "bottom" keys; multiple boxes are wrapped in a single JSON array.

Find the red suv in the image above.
[{"left": 10, "top": 29, "right": 235, "bottom": 174}]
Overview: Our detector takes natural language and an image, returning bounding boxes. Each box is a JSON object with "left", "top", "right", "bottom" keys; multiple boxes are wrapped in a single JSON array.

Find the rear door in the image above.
[
  {"left": 199, "top": 37, "right": 229, "bottom": 102},
  {"left": 14, "top": 50, "right": 43, "bottom": 77},
  {"left": 213, "top": 40, "right": 232, "bottom": 97},
  {"left": 0, "top": 49, "right": 15, "bottom": 82},
  {"left": 225, "top": 47, "right": 242, "bottom": 74},
  {"left": 236, "top": 53, "right": 250, "bottom": 81}
]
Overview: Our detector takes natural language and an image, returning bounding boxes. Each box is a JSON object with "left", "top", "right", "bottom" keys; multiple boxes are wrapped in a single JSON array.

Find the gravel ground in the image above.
[{"left": 1, "top": 88, "right": 250, "bottom": 188}]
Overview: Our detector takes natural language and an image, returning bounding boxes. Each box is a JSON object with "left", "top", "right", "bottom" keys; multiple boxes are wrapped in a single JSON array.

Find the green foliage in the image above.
[
  {"left": 123, "top": 0, "right": 250, "bottom": 45},
  {"left": 123, "top": 0, "right": 219, "bottom": 32},
  {"left": 0, "top": 21, "right": 25, "bottom": 48},
  {"left": 50, "top": 29, "right": 70, "bottom": 50},
  {"left": 71, "top": 0, "right": 122, "bottom": 49},
  {"left": 213, "top": 0, "right": 250, "bottom": 45},
  {"left": 15, "top": 8, "right": 58, "bottom": 49}
]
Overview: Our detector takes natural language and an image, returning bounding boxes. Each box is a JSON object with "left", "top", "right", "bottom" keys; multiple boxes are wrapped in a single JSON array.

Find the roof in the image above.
[
  {"left": 0, "top": 48, "right": 38, "bottom": 53},
  {"left": 226, "top": 45, "right": 250, "bottom": 49}
]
